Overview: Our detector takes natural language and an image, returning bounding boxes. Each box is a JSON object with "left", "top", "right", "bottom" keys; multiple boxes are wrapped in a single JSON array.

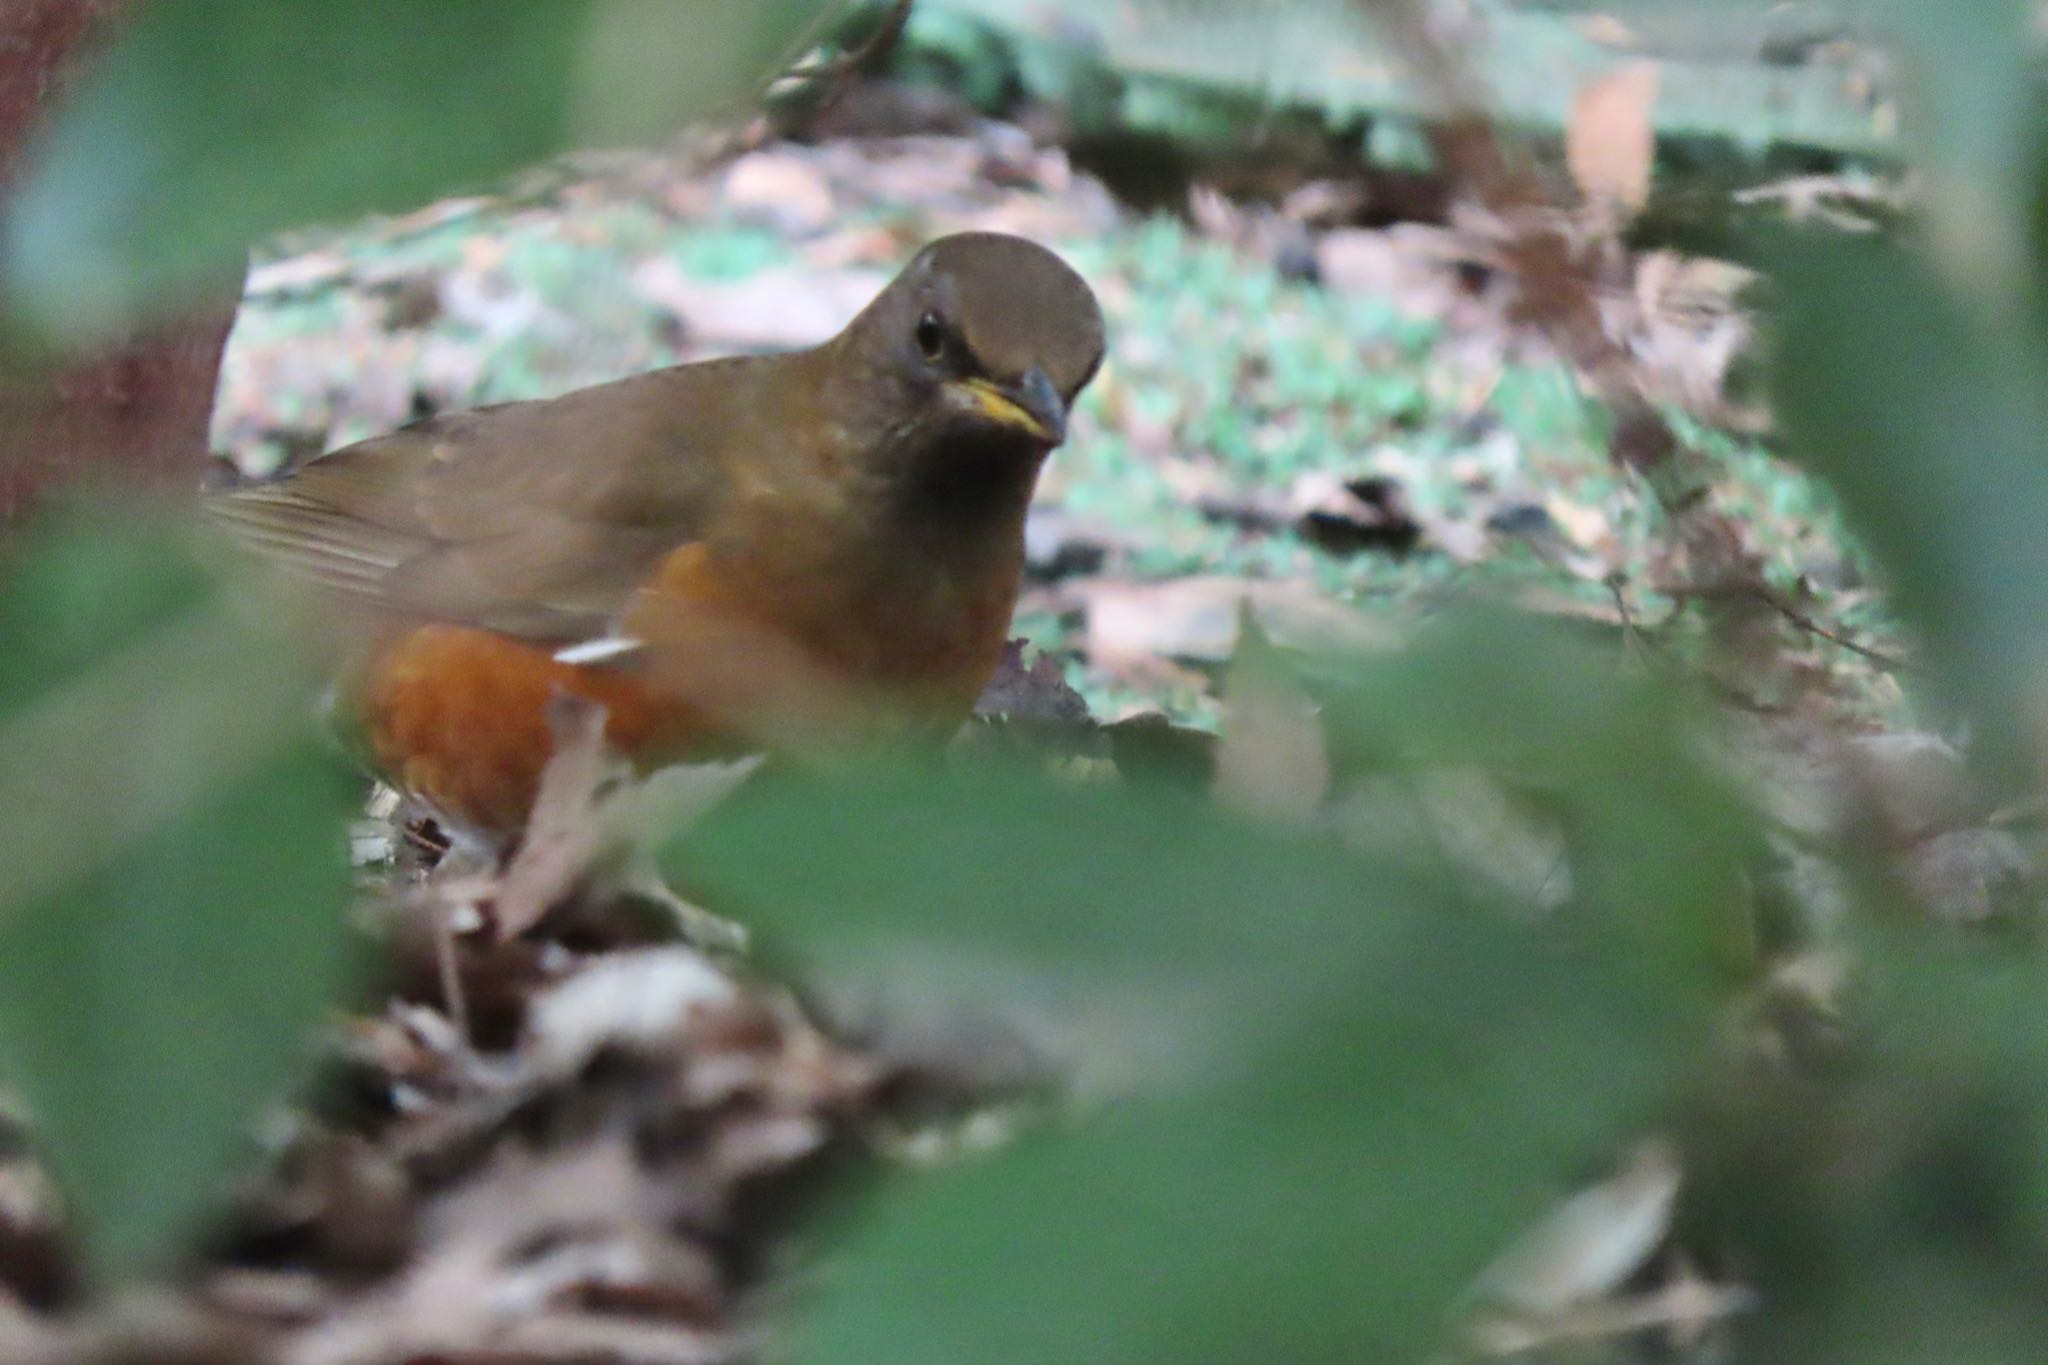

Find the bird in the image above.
[{"left": 208, "top": 231, "right": 1105, "bottom": 842}]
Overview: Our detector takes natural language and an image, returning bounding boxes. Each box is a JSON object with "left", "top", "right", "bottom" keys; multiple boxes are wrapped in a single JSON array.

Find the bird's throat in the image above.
[{"left": 891, "top": 429, "right": 1047, "bottom": 540}]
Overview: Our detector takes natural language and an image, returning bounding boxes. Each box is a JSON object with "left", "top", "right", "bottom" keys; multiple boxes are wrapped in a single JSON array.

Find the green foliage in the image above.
[
  {"left": 1689, "top": 4, "right": 2048, "bottom": 1355},
  {"left": 672, "top": 623, "right": 1730, "bottom": 1361},
  {"left": 0, "top": 516, "right": 355, "bottom": 1276},
  {"left": 1761, "top": 11, "right": 2048, "bottom": 755},
  {"left": 0, "top": 0, "right": 830, "bottom": 342},
  {"left": 1853, "top": 0, "right": 2038, "bottom": 305},
  {"left": 1677, "top": 927, "right": 2048, "bottom": 1363},
  {"left": 794, "top": 996, "right": 1664, "bottom": 1363},
  {"left": 1773, "top": 237, "right": 2048, "bottom": 762},
  {"left": 897, "top": 6, "right": 1024, "bottom": 114},
  {"left": 1311, "top": 612, "right": 1757, "bottom": 980}
]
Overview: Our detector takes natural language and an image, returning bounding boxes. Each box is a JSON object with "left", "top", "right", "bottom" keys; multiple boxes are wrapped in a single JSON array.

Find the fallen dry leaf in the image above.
[
  {"left": 973, "top": 639, "right": 1093, "bottom": 726},
  {"left": 630, "top": 260, "right": 886, "bottom": 351},
  {"left": 719, "top": 149, "right": 837, "bottom": 236},
  {"left": 1080, "top": 576, "right": 1395, "bottom": 667},
  {"left": 493, "top": 695, "right": 760, "bottom": 944},
  {"left": 492, "top": 695, "right": 625, "bottom": 939},
  {"left": 1471, "top": 1138, "right": 1681, "bottom": 1319},
  {"left": 1214, "top": 614, "right": 1329, "bottom": 824},
  {"left": 1567, "top": 61, "right": 1662, "bottom": 215}
]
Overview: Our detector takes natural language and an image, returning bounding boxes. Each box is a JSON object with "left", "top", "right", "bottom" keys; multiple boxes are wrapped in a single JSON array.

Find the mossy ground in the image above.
[{"left": 216, "top": 130, "right": 1901, "bottom": 729}]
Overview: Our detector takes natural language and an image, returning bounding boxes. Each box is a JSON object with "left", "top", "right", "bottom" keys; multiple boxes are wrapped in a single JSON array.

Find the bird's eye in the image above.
[{"left": 914, "top": 310, "right": 946, "bottom": 361}]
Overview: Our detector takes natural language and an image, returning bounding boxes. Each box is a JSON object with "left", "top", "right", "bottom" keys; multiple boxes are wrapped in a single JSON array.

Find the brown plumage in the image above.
[{"left": 209, "top": 232, "right": 1105, "bottom": 838}]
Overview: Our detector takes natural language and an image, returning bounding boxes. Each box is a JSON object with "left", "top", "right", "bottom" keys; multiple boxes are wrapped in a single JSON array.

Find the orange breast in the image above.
[
  {"left": 626, "top": 540, "right": 1021, "bottom": 742},
  {"left": 361, "top": 538, "right": 1023, "bottom": 837},
  {"left": 361, "top": 624, "right": 709, "bottom": 836}
]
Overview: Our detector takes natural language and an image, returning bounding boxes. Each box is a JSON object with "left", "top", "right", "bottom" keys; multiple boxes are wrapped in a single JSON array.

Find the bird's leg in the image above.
[{"left": 414, "top": 807, "right": 507, "bottom": 1046}]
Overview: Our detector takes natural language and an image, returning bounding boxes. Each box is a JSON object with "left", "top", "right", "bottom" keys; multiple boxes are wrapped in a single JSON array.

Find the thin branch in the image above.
[
  {"left": 1657, "top": 576, "right": 1914, "bottom": 673},
  {"left": 1760, "top": 591, "right": 1914, "bottom": 673}
]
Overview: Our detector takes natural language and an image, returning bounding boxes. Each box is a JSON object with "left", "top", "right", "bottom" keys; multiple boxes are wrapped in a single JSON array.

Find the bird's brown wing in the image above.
[{"left": 206, "top": 364, "right": 746, "bottom": 642}]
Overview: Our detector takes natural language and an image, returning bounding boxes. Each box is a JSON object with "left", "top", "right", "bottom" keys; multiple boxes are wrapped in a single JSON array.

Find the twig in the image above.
[
  {"left": 1605, "top": 571, "right": 1647, "bottom": 660},
  {"left": 1761, "top": 592, "right": 1913, "bottom": 673},
  {"left": 1658, "top": 576, "right": 1914, "bottom": 673},
  {"left": 432, "top": 897, "right": 472, "bottom": 1044},
  {"left": 1732, "top": 171, "right": 1909, "bottom": 233},
  {"left": 1467, "top": 1277, "right": 1756, "bottom": 1358}
]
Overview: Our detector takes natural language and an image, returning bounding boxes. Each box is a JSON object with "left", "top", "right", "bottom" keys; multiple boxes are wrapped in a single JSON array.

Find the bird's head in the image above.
[{"left": 838, "top": 233, "right": 1105, "bottom": 489}]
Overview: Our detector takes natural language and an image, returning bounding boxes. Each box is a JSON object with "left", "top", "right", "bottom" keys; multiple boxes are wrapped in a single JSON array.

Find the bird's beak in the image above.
[{"left": 952, "top": 368, "right": 1067, "bottom": 445}]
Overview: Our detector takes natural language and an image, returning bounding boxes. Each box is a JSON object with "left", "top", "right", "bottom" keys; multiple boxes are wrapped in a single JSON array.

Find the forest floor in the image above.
[{"left": 213, "top": 116, "right": 1902, "bottom": 733}]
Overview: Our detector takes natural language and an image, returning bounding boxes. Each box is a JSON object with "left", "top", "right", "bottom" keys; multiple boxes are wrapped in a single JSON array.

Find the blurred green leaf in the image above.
[
  {"left": 1771, "top": 238, "right": 2048, "bottom": 761},
  {"left": 803, "top": 954, "right": 1677, "bottom": 1364},
  {"left": 0, "top": 513, "right": 355, "bottom": 1275},
  {"left": 2, "top": 0, "right": 830, "bottom": 342},
  {"left": 682, "top": 612, "right": 1756, "bottom": 987},
  {"left": 1687, "top": 928, "right": 2048, "bottom": 1362},
  {"left": 678, "top": 752, "right": 1610, "bottom": 1100},
  {"left": 1856, "top": 0, "right": 2037, "bottom": 307},
  {"left": 672, "top": 634, "right": 1712, "bottom": 1359},
  {"left": 1309, "top": 611, "right": 1758, "bottom": 982},
  {"left": 679, "top": 757, "right": 1416, "bottom": 1088}
]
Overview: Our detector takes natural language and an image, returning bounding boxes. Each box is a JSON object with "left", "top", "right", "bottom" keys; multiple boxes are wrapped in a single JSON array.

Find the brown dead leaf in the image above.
[
  {"left": 525, "top": 948, "right": 740, "bottom": 1080},
  {"left": 1080, "top": 577, "right": 1395, "bottom": 667},
  {"left": 630, "top": 260, "right": 886, "bottom": 351},
  {"left": 1567, "top": 62, "right": 1661, "bottom": 214},
  {"left": 1902, "top": 826, "right": 2033, "bottom": 924},
  {"left": 1623, "top": 250, "right": 1760, "bottom": 426},
  {"left": 492, "top": 695, "right": 626, "bottom": 939},
  {"left": 494, "top": 695, "right": 759, "bottom": 941},
  {"left": 1315, "top": 224, "right": 1497, "bottom": 323},
  {"left": 973, "top": 639, "right": 1092, "bottom": 726}
]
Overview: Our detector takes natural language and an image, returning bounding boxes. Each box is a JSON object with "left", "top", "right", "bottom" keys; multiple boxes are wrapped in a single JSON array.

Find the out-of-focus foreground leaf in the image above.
[
  {"left": 1685, "top": 926, "right": 2048, "bottom": 1364},
  {"left": 786, "top": 920, "right": 1681, "bottom": 1363},
  {"left": 0, "top": 0, "right": 830, "bottom": 342},
  {"left": 1312, "top": 611, "right": 1759, "bottom": 982},
  {"left": 672, "top": 615, "right": 1740, "bottom": 1360},
  {"left": 1853, "top": 0, "right": 2038, "bottom": 305},
  {"left": 1771, "top": 238, "right": 2048, "bottom": 761},
  {"left": 0, "top": 512, "right": 354, "bottom": 1275}
]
